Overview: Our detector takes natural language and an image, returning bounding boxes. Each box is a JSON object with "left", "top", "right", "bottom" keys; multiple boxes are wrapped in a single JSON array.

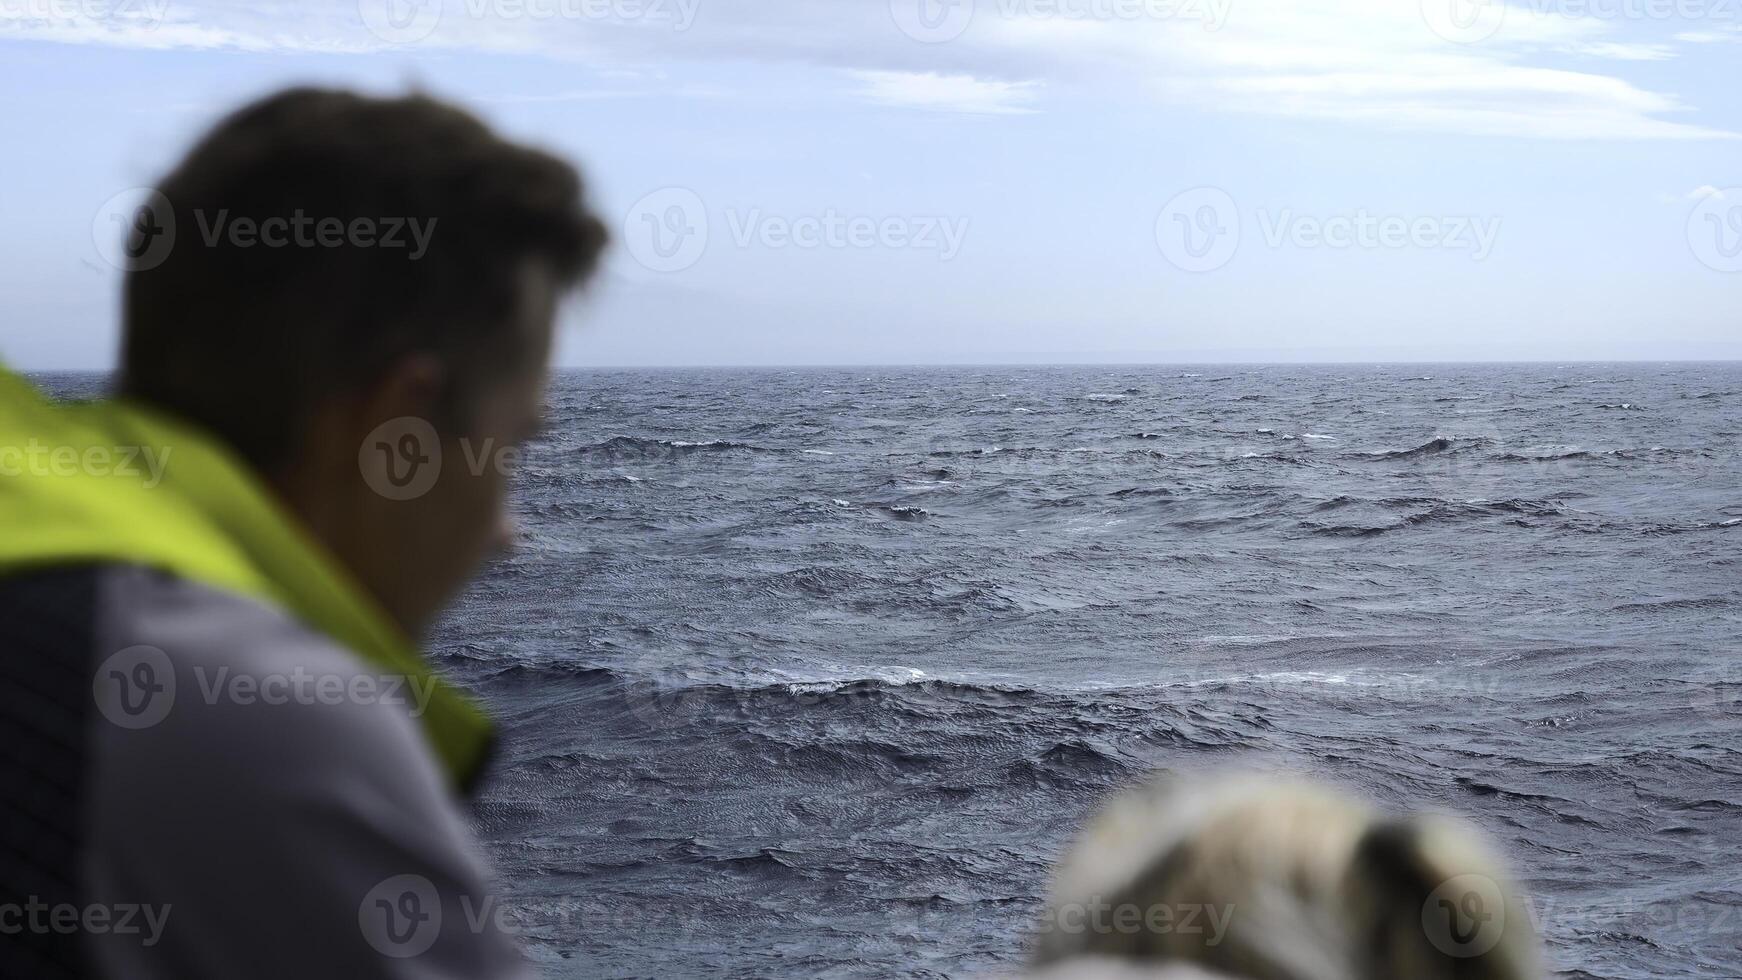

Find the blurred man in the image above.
[{"left": 0, "top": 88, "right": 608, "bottom": 977}]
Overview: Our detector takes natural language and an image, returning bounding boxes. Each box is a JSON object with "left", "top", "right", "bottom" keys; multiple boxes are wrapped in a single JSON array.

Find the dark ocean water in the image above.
[
  {"left": 434, "top": 364, "right": 1740, "bottom": 980},
  {"left": 34, "top": 365, "right": 1742, "bottom": 978}
]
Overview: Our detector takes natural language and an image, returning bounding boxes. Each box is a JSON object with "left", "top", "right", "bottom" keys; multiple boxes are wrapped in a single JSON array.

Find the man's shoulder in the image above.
[
  {"left": 85, "top": 563, "right": 448, "bottom": 798},
  {"left": 98, "top": 562, "right": 371, "bottom": 684},
  {"left": 67, "top": 566, "right": 529, "bottom": 980}
]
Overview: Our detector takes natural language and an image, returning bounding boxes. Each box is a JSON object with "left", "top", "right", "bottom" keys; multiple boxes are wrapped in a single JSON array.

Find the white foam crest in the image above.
[{"left": 778, "top": 664, "right": 930, "bottom": 695}]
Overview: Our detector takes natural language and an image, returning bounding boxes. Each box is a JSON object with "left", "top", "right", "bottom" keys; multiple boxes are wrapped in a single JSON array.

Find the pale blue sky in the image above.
[{"left": 2, "top": 0, "right": 1739, "bottom": 367}]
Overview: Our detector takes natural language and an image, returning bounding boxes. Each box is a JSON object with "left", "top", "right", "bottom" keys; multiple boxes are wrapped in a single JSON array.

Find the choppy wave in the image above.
[
  {"left": 580, "top": 435, "right": 768, "bottom": 457},
  {"left": 1347, "top": 436, "right": 1490, "bottom": 460}
]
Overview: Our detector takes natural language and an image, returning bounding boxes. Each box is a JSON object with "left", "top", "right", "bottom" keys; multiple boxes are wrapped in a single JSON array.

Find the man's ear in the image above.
[
  {"left": 326, "top": 353, "right": 450, "bottom": 506},
  {"left": 358, "top": 352, "right": 447, "bottom": 433},
  {"left": 269, "top": 352, "right": 450, "bottom": 524}
]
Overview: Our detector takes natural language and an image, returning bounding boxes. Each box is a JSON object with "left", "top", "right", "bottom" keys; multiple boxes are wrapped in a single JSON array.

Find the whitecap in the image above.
[{"left": 780, "top": 665, "right": 928, "bottom": 695}]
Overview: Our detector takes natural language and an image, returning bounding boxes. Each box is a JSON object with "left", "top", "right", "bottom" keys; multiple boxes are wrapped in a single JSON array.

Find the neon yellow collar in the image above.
[{"left": 0, "top": 367, "right": 493, "bottom": 791}]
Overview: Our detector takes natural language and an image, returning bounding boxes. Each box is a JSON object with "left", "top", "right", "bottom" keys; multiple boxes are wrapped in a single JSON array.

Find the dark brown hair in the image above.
[{"left": 119, "top": 87, "right": 608, "bottom": 470}]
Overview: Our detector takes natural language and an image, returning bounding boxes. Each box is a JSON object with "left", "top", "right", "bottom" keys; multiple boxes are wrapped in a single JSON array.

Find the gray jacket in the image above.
[{"left": 0, "top": 563, "right": 533, "bottom": 979}]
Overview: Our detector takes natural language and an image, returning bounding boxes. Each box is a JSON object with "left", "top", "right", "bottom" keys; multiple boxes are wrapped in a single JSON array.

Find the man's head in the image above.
[{"left": 119, "top": 87, "right": 608, "bottom": 636}]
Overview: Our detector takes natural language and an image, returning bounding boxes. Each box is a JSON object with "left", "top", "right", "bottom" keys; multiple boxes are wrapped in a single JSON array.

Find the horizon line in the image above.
[
  {"left": 555, "top": 357, "right": 1742, "bottom": 370},
  {"left": 21, "top": 356, "right": 1742, "bottom": 374}
]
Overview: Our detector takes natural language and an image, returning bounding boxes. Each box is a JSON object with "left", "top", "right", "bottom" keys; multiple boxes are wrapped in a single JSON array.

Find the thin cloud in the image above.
[
  {"left": 847, "top": 70, "right": 1040, "bottom": 115},
  {"left": 1567, "top": 41, "right": 1677, "bottom": 60},
  {"left": 474, "top": 85, "right": 731, "bottom": 104},
  {"left": 1674, "top": 24, "right": 1742, "bottom": 43}
]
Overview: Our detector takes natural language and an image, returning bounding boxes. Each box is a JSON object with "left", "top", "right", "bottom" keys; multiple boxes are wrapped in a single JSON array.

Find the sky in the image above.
[{"left": 1, "top": 0, "right": 1739, "bottom": 367}]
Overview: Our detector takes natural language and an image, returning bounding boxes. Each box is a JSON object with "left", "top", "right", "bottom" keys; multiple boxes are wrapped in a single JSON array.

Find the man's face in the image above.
[{"left": 351, "top": 264, "right": 558, "bottom": 637}]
